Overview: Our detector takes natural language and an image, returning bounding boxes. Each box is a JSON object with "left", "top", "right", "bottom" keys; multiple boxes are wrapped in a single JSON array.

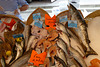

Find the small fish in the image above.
[
  {"left": 10, "top": 49, "right": 32, "bottom": 67},
  {"left": 56, "top": 23, "right": 70, "bottom": 37},
  {"left": 59, "top": 31, "right": 70, "bottom": 47},
  {"left": 66, "top": 28, "right": 86, "bottom": 57},
  {"left": 24, "top": 25, "right": 31, "bottom": 50},
  {"left": 69, "top": 3, "right": 97, "bottom": 57},
  {"left": 1, "top": 56, "right": 6, "bottom": 67},
  {"left": 15, "top": 43, "right": 23, "bottom": 60},
  {"left": 26, "top": 36, "right": 35, "bottom": 51},
  {"left": 56, "top": 39, "right": 69, "bottom": 55},
  {"left": 56, "top": 47, "right": 68, "bottom": 66},
  {"left": 67, "top": 57, "right": 81, "bottom": 67},
  {"left": 69, "top": 46, "right": 87, "bottom": 67},
  {"left": 54, "top": 56, "right": 68, "bottom": 67}
]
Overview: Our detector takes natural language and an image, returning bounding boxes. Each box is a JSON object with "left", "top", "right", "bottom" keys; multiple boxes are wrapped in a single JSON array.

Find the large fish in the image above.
[{"left": 69, "top": 3, "right": 97, "bottom": 56}]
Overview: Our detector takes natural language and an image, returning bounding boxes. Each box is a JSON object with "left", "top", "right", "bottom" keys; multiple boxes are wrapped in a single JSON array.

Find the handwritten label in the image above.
[
  {"left": 29, "top": 50, "right": 47, "bottom": 66},
  {"left": 34, "top": 20, "right": 43, "bottom": 28},
  {"left": 33, "top": 13, "right": 41, "bottom": 20},
  {"left": 59, "top": 16, "right": 67, "bottom": 23},
  {"left": 68, "top": 20, "right": 77, "bottom": 28},
  {"left": 3, "top": 19, "right": 16, "bottom": 30},
  {"left": 45, "top": 14, "right": 56, "bottom": 30}
]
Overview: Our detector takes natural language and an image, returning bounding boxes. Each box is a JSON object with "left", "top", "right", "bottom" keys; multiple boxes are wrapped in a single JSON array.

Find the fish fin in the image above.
[{"left": 85, "top": 47, "right": 98, "bottom": 57}]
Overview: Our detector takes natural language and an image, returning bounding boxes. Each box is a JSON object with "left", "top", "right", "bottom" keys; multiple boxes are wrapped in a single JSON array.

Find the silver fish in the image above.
[
  {"left": 57, "top": 39, "right": 69, "bottom": 55},
  {"left": 69, "top": 46, "right": 87, "bottom": 67},
  {"left": 59, "top": 31, "right": 70, "bottom": 47},
  {"left": 15, "top": 43, "right": 23, "bottom": 60},
  {"left": 69, "top": 3, "right": 97, "bottom": 57},
  {"left": 1, "top": 56, "right": 5, "bottom": 67},
  {"left": 26, "top": 36, "right": 35, "bottom": 51},
  {"left": 56, "top": 47, "right": 68, "bottom": 66},
  {"left": 56, "top": 23, "right": 70, "bottom": 37},
  {"left": 54, "top": 56, "right": 68, "bottom": 67},
  {"left": 10, "top": 49, "right": 32, "bottom": 67},
  {"left": 66, "top": 28, "right": 86, "bottom": 57},
  {"left": 24, "top": 25, "right": 31, "bottom": 50}
]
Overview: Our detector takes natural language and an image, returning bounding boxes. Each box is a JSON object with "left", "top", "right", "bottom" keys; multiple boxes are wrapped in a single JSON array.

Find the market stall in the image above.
[{"left": 0, "top": 3, "right": 100, "bottom": 67}]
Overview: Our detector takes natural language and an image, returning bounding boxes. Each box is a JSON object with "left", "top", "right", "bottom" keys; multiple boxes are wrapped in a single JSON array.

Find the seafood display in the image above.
[{"left": 0, "top": 4, "right": 100, "bottom": 67}]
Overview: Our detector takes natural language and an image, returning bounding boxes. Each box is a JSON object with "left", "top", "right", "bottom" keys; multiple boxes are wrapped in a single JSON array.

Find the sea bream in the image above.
[{"left": 69, "top": 3, "right": 97, "bottom": 56}]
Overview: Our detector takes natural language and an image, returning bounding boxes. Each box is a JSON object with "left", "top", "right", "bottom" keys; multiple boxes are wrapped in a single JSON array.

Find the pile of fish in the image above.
[{"left": 0, "top": 4, "right": 98, "bottom": 67}]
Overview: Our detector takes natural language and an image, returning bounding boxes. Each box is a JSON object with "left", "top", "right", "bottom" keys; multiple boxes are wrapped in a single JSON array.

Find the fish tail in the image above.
[{"left": 85, "top": 47, "right": 98, "bottom": 57}]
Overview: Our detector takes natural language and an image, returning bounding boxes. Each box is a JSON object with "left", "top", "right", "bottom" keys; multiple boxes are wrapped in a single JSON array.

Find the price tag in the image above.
[
  {"left": 45, "top": 14, "right": 56, "bottom": 30},
  {"left": 34, "top": 20, "right": 43, "bottom": 28},
  {"left": 59, "top": 16, "right": 67, "bottom": 23},
  {"left": 12, "top": 34, "right": 24, "bottom": 38},
  {"left": 33, "top": 13, "right": 41, "bottom": 20},
  {"left": 68, "top": 20, "right": 77, "bottom": 28},
  {"left": 29, "top": 50, "right": 47, "bottom": 66},
  {"left": 0, "top": 20, "right": 2, "bottom": 23},
  {"left": 13, "top": 34, "right": 24, "bottom": 42}
]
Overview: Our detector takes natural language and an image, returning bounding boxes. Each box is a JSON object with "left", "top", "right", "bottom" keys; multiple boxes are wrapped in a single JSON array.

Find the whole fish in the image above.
[
  {"left": 24, "top": 25, "right": 31, "bottom": 50},
  {"left": 56, "top": 23, "right": 70, "bottom": 37},
  {"left": 56, "top": 39, "right": 70, "bottom": 56},
  {"left": 69, "top": 46, "right": 87, "bottom": 67},
  {"left": 26, "top": 35, "right": 35, "bottom": 51},
  {"left": 1, "top": 56, "right": 5, "bottom": 67},
  {"left": 56, "top": 47, "right": 68, "bottom": 66},
  {"left": 10, "top": 49, "right": 32, "bottom": 67},
  {"left": 66, "top": 28, "right": 86, "bottom": 57},
  {"left": 15, "top": 43, "right": 23, "bottom": 60},
  {"left": 69, "top": 3, "right": 97, "bottom": 56},
  {"left": 54, "top": 56, "right": 68, "bottom": 67},
  {"left": 59, "top": 31, "right": 70, "bottom": 47}
]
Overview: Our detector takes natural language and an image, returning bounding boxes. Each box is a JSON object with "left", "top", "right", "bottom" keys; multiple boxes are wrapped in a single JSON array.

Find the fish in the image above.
[
  {"left": 56, "top": 38, "right": 69, "bottom": 55},
  {"left": 56, "top": 47, "right": 68, "bottom": 66},
  {"left": 1, "top": 56, "right": 6, "bottom": 67},
  {"left": 67, "top": 57, "right": 81, "bottom": 67},
  {"left": 69, "top": 3, "right": 97, "bottom": 56},
  {"left": 69, "top": 46, "right": 87, "bottom": 67},
  {"left": 56, "top": 23, "right": 70, "bottom": 37},
  {"left": 59, "top": 31, "right": 70, "bottom": 47},
  {"left": 66, "top": 28, "right": 86, "bottom": 57},
  {"left": 26, "top": 36, "right": 35, "bottom": 51},
  {"left": 10, "top": 49, "right": 32, "bottom": 67},
  {"left": 54, "top": 56, "right": 68, "bottom": 67},
  {"left": 15, "top": 43, "right": 23, "bottom": 60},
  {"left": 9, "top": 45, "right": 17, "bottom": 64},
  {"left": 57, "top": 38, "right": 87, "bottom": 67},
  {"left": 24, "top": 25, "right": 31, "bottom": 50}
]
